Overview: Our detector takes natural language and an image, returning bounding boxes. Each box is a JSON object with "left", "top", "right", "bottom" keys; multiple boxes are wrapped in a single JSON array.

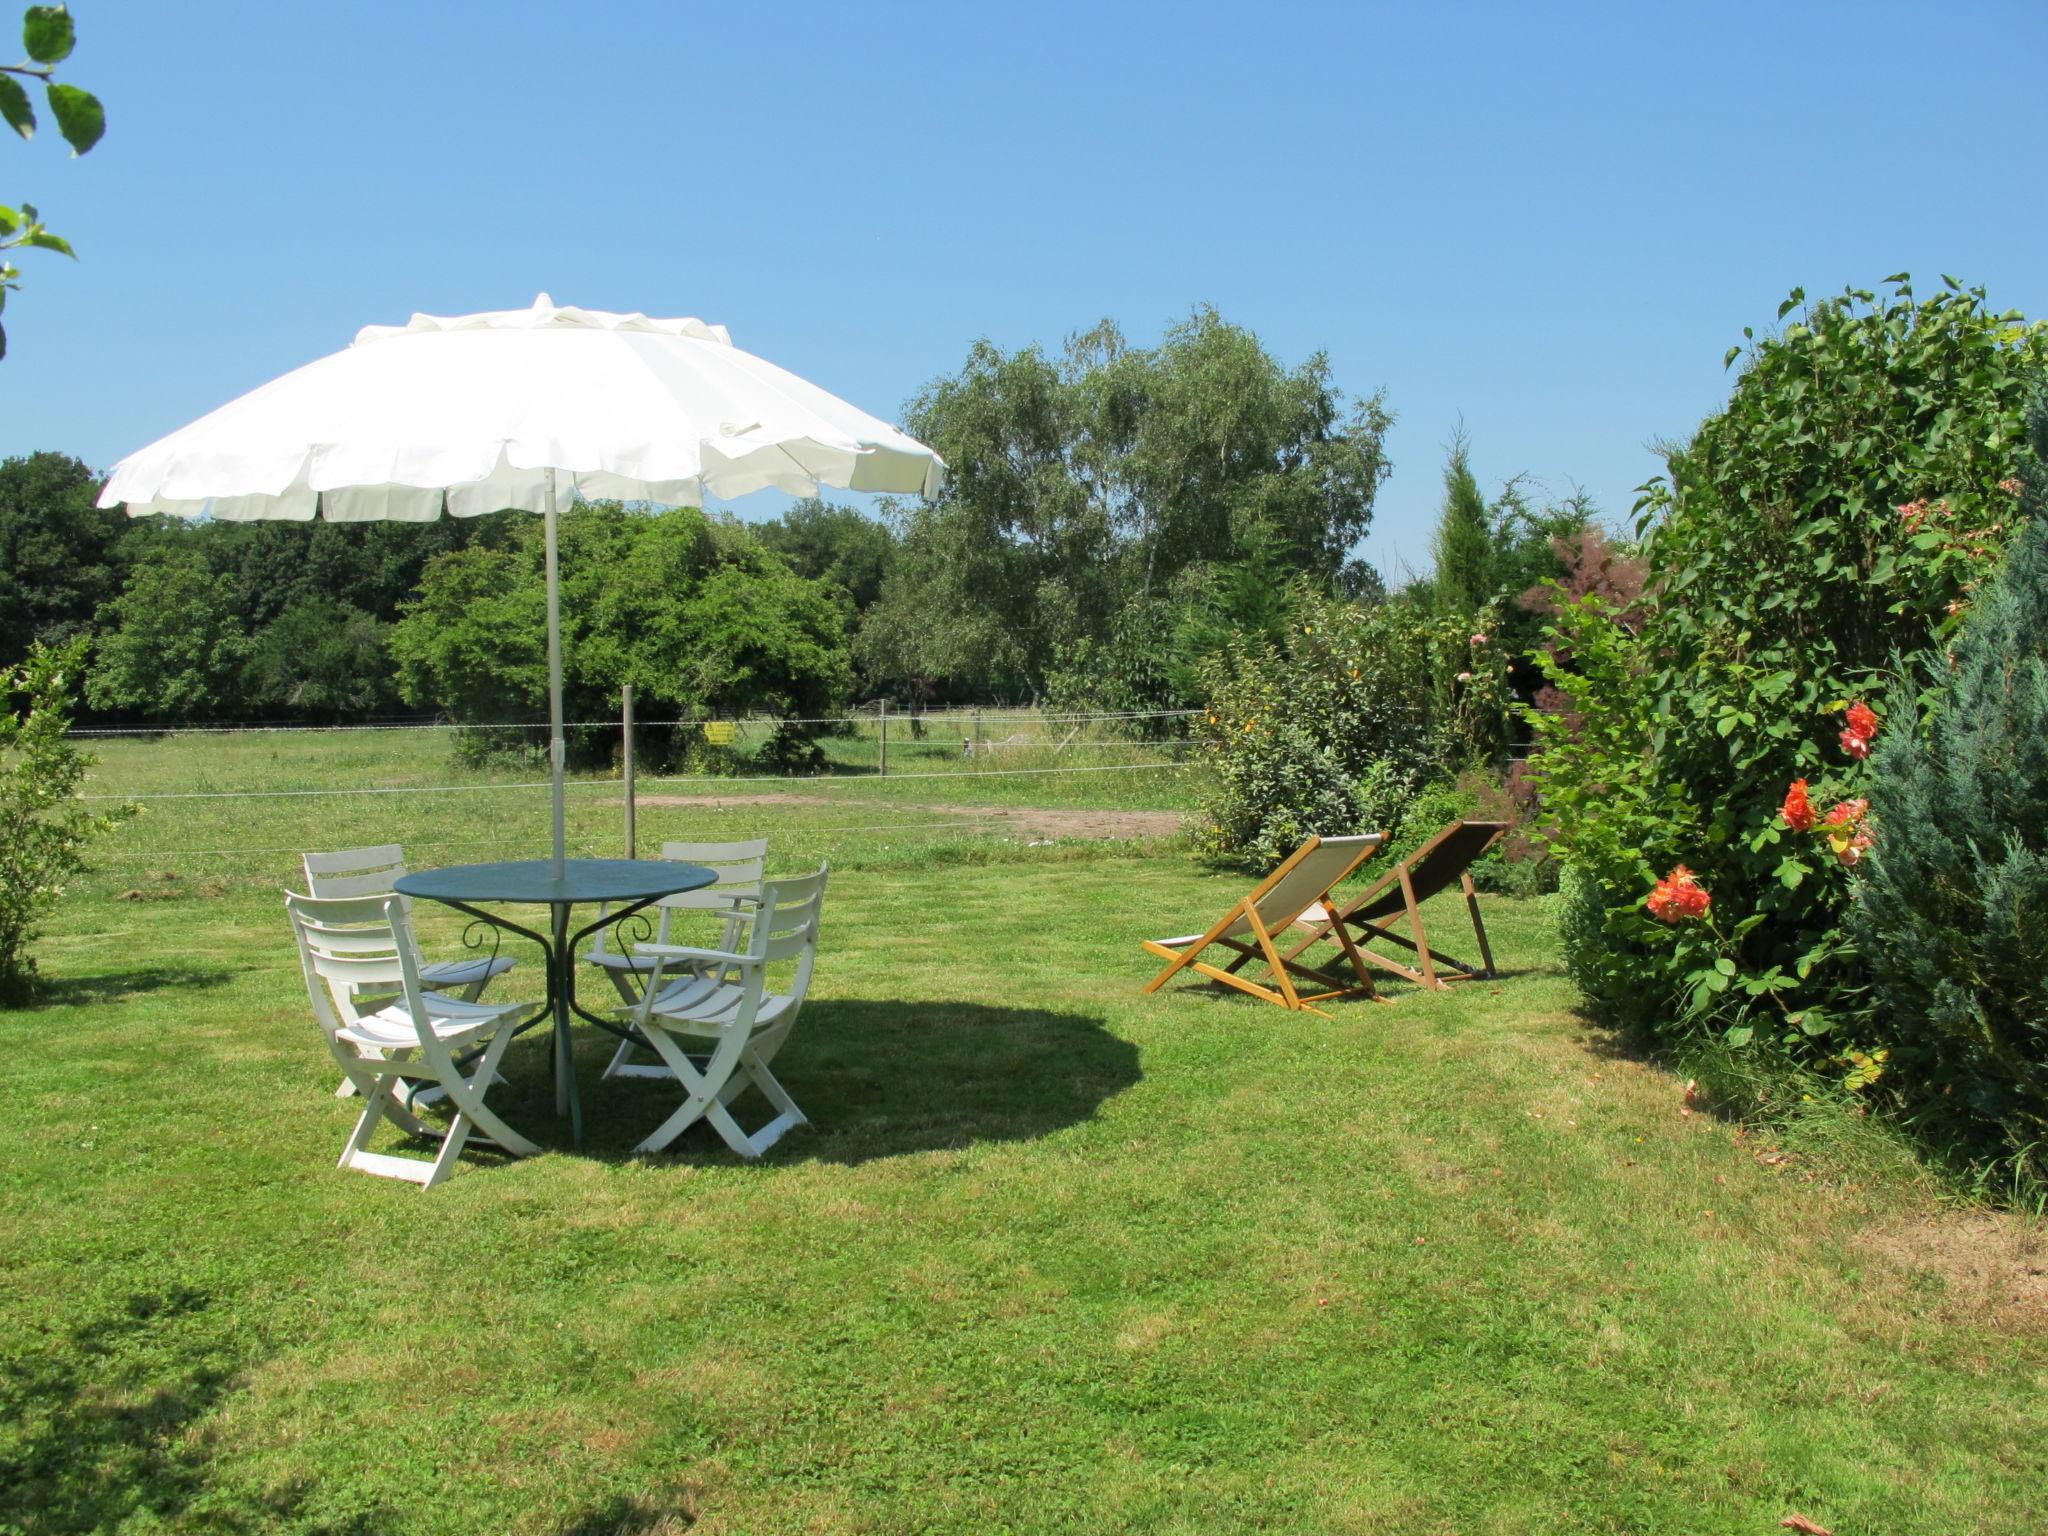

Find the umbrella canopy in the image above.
[{"left": 98, "top": 294, "right": 945, "bottom": 872}]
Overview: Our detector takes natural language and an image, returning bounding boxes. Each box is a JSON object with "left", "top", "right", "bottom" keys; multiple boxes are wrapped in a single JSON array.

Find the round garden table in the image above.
[{"left": 394, "top": 858, "right": 717, "bottom": 1149}]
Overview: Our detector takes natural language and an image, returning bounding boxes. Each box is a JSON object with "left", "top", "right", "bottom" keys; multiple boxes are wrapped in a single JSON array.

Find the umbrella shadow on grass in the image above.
[
  {"left": 533, "top": 999, "right": 1140, "bottom": 1167},
  {"left": 0, "top": 1287, "right": 393, "bottom": 1535}
]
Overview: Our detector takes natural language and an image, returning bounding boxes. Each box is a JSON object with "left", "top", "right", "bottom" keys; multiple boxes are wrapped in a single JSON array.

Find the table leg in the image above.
[{"left": 550, "top": 901, "right": 584, "bottom": 1150}]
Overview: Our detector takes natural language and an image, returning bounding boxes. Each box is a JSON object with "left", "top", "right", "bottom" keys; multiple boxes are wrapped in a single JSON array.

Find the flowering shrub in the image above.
[
  {"left": 1534, "top": 278, "right": 2048, "bottom": 1064},
  {"left": 1195, "top": 592, "right": 1511, "bottom": 867}
]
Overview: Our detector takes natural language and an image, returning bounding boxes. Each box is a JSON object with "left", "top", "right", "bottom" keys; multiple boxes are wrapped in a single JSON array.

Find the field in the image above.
[{"left": 3, "top": 729, "right": 2045, "bottom": 1534}]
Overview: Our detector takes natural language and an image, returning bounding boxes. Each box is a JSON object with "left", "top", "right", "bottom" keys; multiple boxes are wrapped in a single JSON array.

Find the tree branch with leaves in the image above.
[{"left": 0, "top": 4, "right": 105, "bottom": 359}]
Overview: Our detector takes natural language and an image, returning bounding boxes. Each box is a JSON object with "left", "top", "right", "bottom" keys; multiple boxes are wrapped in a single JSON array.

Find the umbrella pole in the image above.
[{"left": 544, "top": 467, "right": 567, "bottom": 878}]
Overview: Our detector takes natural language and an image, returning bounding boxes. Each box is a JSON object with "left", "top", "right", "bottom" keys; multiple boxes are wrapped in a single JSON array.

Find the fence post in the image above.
[
  {"left": 878, "top": 698, "right": 888, "bottom": 778},
  {"left": 621, "top": 683, "right": 636, "bottom": 859},
  {"left": 973, "top": 708, "right": 982, "bottom": 767}
]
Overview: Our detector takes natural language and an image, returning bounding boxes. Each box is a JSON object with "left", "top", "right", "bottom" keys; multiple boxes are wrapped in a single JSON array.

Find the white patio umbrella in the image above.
[{"left": 98, "top": 294, "right": 945, "bottom": 875}]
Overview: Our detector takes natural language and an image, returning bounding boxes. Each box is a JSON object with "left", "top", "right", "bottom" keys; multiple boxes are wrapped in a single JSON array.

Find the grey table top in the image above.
[{"left": 394, "top": 858, "right": 717, "bottom": 907}]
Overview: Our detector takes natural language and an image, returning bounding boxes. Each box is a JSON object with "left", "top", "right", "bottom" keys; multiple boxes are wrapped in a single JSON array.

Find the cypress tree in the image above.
[
  {"left": 1852, "top": 395, "right": 2048, "bottom": 1179},
  {"left": 1429, "top": 429, "right": 1495, "bottom": 616}
]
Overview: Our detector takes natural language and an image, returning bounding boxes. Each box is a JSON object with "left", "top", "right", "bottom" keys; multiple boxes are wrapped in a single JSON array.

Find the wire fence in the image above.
[
  {"left": 79, "top": 758, "right": 1192, "bottom": 804},
  {"left": 72, "top": 706, "right": 1205, "bottom": 878},
  {"left": 65, "top": 705, "right": 1208, "bottom": 738}
]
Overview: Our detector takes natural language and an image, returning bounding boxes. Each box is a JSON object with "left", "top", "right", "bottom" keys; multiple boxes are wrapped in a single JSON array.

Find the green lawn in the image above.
[{"left": 3, "top": 734, "right": 2044, "bottom": 1533}]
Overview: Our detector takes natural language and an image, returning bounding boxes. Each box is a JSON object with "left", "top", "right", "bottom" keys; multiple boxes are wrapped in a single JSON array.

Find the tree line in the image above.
[{"left": 1, "top": 305, "right": 1611, "bottom": 751}]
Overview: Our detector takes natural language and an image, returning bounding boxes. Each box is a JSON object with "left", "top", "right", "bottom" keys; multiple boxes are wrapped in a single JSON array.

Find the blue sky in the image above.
[{"left": 5, "top": 0, "right": 2045, "bottom": 581}]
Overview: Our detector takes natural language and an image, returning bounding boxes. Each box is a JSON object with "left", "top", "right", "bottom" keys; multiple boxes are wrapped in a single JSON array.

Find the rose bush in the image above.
[{"left": 1533, "top": 278, "right": 2048, "bottom": 1066}]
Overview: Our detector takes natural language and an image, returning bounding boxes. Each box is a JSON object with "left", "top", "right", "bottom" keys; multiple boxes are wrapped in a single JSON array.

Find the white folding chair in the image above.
[
  {"left": 303, "top": 843, "right": 521, "bottom": 1099},
  {"left": 302, "top": 844, "right": 517, "bottom": 1000},
  {"left": 624, "top": 864, "right": 827, "bottom": 1158},
  {"left": 286, "top": 891, "right": 539, "bottom": 1190},
  {"left": 589, "top": 838, "right": 768, "bottom": 1080}
]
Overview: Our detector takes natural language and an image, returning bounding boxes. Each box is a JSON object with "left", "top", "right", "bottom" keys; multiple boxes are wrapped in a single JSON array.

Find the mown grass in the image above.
[{"left": 3, "top": 732, "right": 2043, "bottom": 1533}]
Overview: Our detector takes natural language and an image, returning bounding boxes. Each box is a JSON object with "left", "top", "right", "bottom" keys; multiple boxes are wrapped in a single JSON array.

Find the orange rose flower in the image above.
[
  {"left": 1646, "top": 865, "right": 1711, "bottom": 924},
  {"left": 1781, "top": 779, "right": 1816, "bottom": 832}
]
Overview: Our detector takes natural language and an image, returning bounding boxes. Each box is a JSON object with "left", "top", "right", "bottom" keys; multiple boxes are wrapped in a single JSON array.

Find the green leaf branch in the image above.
[{"left": 2, "top": 3, "right": 103, "bottom": 359}]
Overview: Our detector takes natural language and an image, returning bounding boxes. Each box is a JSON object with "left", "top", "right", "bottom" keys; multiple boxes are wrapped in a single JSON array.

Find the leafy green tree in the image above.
[
  {"left": 391, "top": 504, "right": 855, "bottom": 768},
  {"left": 86, "top": 550, "right": 253, "bottom": 719},
  {"left": 1195, "top": 590, "right": 1511, "bottom": 868},
  {"left": 1, "top": 638, "right": 133, "bottom": 1002},
  {"left": 241, "top": 596, "right": 398, "bottom": 719},
  {"left": 1, "top": 4, "right": 107, "bottom": 359},
  {"left": 865, "top": 307, "right": 1392, "bottom": 699},
  {"left": 1850, "top": 398, "right": 2048, "bottom": 1182},
  {"left": 386, "top": 540, "right": 545, "bottom": 725},
  {"left": 1425, "top": 429, "right": 1494, "bottom": 615},
  {"left": 0, "top": 449, "right": 124, "bottom": 664},
  {"left": 757, "top": 500, "right": 896, "bottom": 613}
]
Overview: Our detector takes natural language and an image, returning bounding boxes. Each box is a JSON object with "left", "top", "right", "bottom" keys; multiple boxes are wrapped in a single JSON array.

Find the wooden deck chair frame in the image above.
[
  {"left": 1141, "top": 834, "right": 1388, "bottom": 1017},
  {"left": 1283, "top": 820, "right": 1507, "bottom": 990},
  {"left": 286, "top": 891, "right": 539, "bottom": 1189}
]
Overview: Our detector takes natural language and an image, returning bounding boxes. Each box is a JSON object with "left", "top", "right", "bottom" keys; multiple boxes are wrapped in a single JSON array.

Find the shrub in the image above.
[
  {"left": 1851, "top": 404, "right": 2048, "bottom": 1181},
  {"left": 1194, "top": 591, "right": 1511, "bottom": 866},
  {"left": 1, "top": 641, "right": 136, "bottom": 1003},
  {"left": 1534, "top": 278, "right": 2048, "bottom": 1062}
]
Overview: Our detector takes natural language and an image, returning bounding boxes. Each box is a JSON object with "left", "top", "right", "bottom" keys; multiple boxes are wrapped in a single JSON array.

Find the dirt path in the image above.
[{"left": 635, "top": 790, "right": 1183, "bottom": 842}]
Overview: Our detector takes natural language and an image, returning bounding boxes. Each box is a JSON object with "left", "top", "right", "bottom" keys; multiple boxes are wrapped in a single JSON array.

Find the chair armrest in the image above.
[{"left": 634, "top": 942, "right": 749, "bottom": 967}]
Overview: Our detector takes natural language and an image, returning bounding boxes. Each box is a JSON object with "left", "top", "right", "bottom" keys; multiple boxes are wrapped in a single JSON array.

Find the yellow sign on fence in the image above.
[{"left": 702, "top": 721, "right": 737, "bottom": 746}]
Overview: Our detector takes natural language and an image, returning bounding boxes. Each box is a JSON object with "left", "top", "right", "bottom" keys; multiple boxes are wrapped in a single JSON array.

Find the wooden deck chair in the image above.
[
  {"left": 1284, "top": 820, "right": 1507, "bottom": 990},
  {"left": 625, "top": 865, "right": 828, "bottom": 1158},
  {"left": 1140, "top": 834, "right": 1387, "bottom": 1016},
  {"left": 286, "top": 892, "right": 539, "bottom": 1189}
]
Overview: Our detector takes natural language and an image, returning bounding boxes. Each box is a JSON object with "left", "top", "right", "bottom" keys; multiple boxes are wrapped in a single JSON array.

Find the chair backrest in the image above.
[
  {"left": 1224, "top": 835, "right": 1383, "bottom": 940},
  {"left": 747, "top": 864, "right": 828, "bottom": 999},
  {"left": 285, "top": 891, "right": 415, "bottom": 1037},
  {"left": 589, "top": 838, "right": 771, "bottom": 958},
  {"left": 1350, "top": 820, "right": 1509, "bottom": 921},
  {"left": 301, "top": 845, "right": 435, "bottom": 973},
  {"left": 656, "top": 838, "right": 769, "bottom": 912},
  {"left": 302, "top": 844, "right": 409, "bottom": 899}
]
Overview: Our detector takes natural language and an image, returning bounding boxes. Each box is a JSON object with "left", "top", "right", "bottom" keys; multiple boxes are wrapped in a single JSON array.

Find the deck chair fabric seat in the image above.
[
  {"left": 1140, "top": 833, "right": 1388, "bottom": 1016},
  {"left": 1285, "top": 819, "right": 1508, "bottom": 989}
]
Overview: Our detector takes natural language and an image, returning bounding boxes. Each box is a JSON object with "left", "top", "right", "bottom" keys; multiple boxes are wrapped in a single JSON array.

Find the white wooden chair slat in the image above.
[
  {"left": 617, "top": 864, "right": 826, "bottom": 1156},
  {"left": 287, "top": 889, "right": 539, "bottom": 1189}
]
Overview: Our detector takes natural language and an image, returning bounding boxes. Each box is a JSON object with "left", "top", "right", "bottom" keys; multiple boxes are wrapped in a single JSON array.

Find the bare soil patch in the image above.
[
  {"left": 1854, "top": 1209, "right": 2048, "bottom": 1333},
  {"left": 635, "top": 791, "right": 1183, "bottom": 842}
]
